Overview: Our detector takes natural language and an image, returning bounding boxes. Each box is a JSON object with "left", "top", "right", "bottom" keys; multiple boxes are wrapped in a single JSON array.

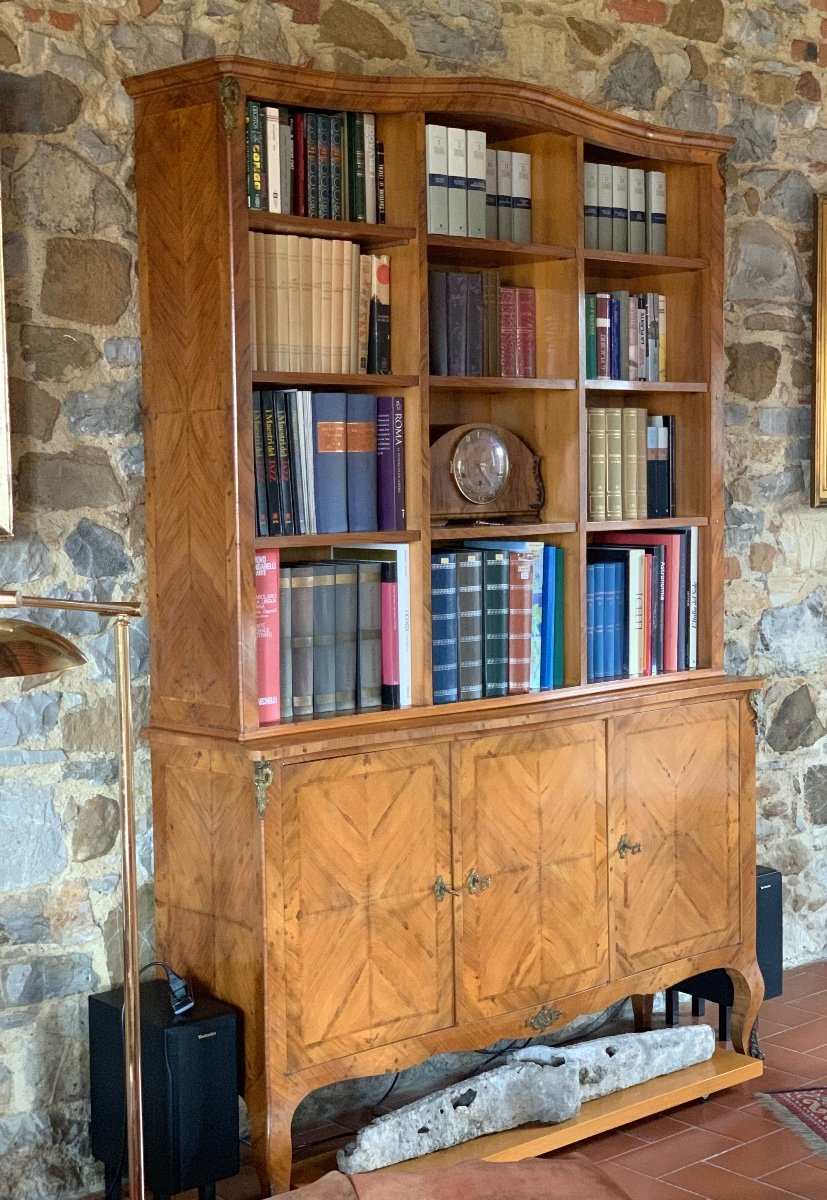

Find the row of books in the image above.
[
  {"left": 246, "top": 102, "right": 385, "bottom": 222},
  {"left": 584, "top": 164, "right": 666, "bottom": 255},
  {"left": 585, "top": 291, "right": 666, "bottom": 383},
  {"left": 249, "top": 233, "right": 390, "bottom": 375},
  {"left": 586, "top": 529, "right": 697, "bottom": 683},
  {"left": 425, "top": 126, "right": 532, "bottom": 243},
  {"left": 429, "top": 270, "right": 536, "bottom": 378},
  {"left": 253, "top": 390, "right": 406, "bottom": 537},
  {"left": 588, "top": 408, "right": 675, "bottom": 522},
  {"left": 431, "top": 541, "right": 564, "bottom": 704},
  {"left": 255, "top": 545, "right": 411, "bottom": 724}
]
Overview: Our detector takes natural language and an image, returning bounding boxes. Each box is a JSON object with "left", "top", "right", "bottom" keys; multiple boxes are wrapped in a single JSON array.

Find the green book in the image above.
[
  {"left": 481, "top": 550, "right": 509, "bottom": 698},
  {"left": 585, "top": 292, "right": 597, "bottom": 380},
  {"left": 246, "top": 101, "right": 266, "bottom": 210},
  {"left": 553, "top": 547, "right": 565, "bottom": 689}
]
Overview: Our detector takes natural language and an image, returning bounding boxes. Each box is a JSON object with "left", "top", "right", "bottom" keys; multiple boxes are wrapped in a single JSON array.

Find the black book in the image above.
[
  {"left": 252, "top": 389, "right": 269, "bottom": 537},
  {"left": 375, "top": 140, "right": 386, "bottom": 224},
  {"left": 312, "top": 561, "right": 336, "bottom": 715},
  {"left": 260, "top": 388, "right": 282, "bottom": 535},
  {"left": 367, "top": 254, "right": 391, "bottom": 375},
  {"left": 317, "top": 112, "right": 331, "bottom": 220},
  {"left": 305, "top": 111, "right": 319, "bottom": 219},
  {"left": 665, "top": 413, "right": 676, "bottom": 517},
  {"left": 466, "top": 271, "right": 484, "bottom": 377},
  {"left": 456, "top": 549, "right": 484, "bottom": 701},
  {"left": 428, "top": 270, "right": 448, "bottom": 375},
  {"left": 274, "top": 390, "right": 294, "bottom": 536},
  {"left": 447, "top": 272, "right": 468, "bottom": 376}
]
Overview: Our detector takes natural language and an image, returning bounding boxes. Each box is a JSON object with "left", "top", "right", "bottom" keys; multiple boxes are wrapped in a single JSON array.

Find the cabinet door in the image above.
[
  {"left": 281, "top": 743, "right": 453, "bottom": 1067},
  {"left": 456, "top": 720, "right": 609, "bottom": 1021},
  {"left": 609, "top": 699, "right": 741, "bottom": 977}
]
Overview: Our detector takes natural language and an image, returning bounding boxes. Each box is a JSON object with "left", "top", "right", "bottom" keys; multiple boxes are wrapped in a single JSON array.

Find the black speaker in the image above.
[
  {"left": 665, "top": 864, "right": 783, "bottom": 1041},
  {"left": 89, "top": 978, "right": 240, "bottom": 1200}
]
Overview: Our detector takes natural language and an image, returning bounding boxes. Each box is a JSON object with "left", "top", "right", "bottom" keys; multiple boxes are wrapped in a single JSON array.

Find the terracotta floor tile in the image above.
[
  {"left": 762, "top": 1019, "right": 827, "bottom": 1054},
  {"left": 670, "top": 1097, "right": 782, "bottom": 1141},
  {"left": 626, "top": 1112, "right": 693, "bottom": 1142},
  {"left": 755, "top": 1015, "right": 793, "bottom": 1037},
  {"left": 786, "top": 991, "right": 827, "bottom": 1017},
  {"left": 761, "top": 1001, "right": 826, "bottom": 1029},
  {"left": 665, "top": 1160, "right": 802, "bottom": 1198},
  {"left": 761, "top": 1042, "right": 826, "bottom": 1081},
  {"left": 574, "top": 1129, "right": 648, "bottom": 1161},
  {"left": 776, "top": 974, "right": 827, "bottom": 1000},
  {"left": 598, "top": 1160, "right": 705, "bottom": 1198},
  {"left": 796, "top": 961, "right": 827, "bottom": 980},
  {"left": 760, "top": 1159, "right": 827, "bottom": 1199},
  {"left": 611, "top": 1127, "right": 739, "bottom": 1178},
  {"left": 709, "top": 1127, "right": 813, "bottom": 1177},
  {"left": 800, "top": 1153, "right": 827, "bottom": 1173}
]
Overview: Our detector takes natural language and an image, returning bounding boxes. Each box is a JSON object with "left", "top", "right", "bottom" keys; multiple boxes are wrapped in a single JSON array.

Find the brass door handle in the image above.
[
  {"left": 432, "top": 875, "right": 460, "bottom": 902},
  {"left": 467, "top": 867, "right": 491, "bottom": 895},
  {"left": 617, "top": 834, "right": 642, "bottom": 859}
]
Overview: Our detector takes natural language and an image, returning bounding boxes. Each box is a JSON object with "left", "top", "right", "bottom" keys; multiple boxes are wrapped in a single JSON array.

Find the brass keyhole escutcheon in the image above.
[
  {"left": 467, "top": 867, "right": 491, "bottom": 895},
  {"left": 617, "top": 835, "right": 642, "bottom": 859},
  {"left": 432, "top": 876, "right": 460, "bottom": 902},
  {"left": 526, "top": 1005, "right": 562, "bottom": 1032}
]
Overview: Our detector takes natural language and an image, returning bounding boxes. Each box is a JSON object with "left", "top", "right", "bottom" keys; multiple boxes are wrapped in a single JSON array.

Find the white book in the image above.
[
  {"left": 263, "top": 106, "right": 281, "bottom": 213},
  {"left": 249, "top": 231, "right": 257, "bottom": 370},
  {"left": 425, "top": 123, "right": 449, "bottom": 234},
  {"left": 465, "top": 129, "right": 487, "bottom": 239},
  {"left": 254, "top": 233, "right": 269, "bottom": 371},
  {"left": 597, "top": 163, "right": 613, "bottom": 250},
  {"left": 485, "top": 148, "right": 498, "bottom": 239},
  {"left": 299, "top": 390, "right": 316, "bottom": 534},
  {"left": 274, "top": 235, "right": 290, "bottom": 370},
  {"left": 349, "top": 242, "right": 360, "bottom": 373},
  {"left": 286, "top": 234, "right": 301, "bottom": 371},
  {"left": 511, "top": 151, "right": 532, "bottom": 243},
  {"left": 626, "top": 546, "right": 646, "bottom": 678},
  {"left": 645, "top": 169, "right": 667, "bottom": 255},
  {"left": 298, "top": 237, "right": 313, "bottom": 371},
  {"left": 447, "top": 125, "right": 467, "bottom": 236},
  {"left": 611, "top": 165, "right": 628, "bottom": 253},
  {"left": 336, "top": 543, "right": 412, "bottom": 707},
  {"left": 584, "top": 161, "right": 598, "bottom": 249},
  {"left": 658, "top": 293, "right": 666, "bottom": 382},
  {"left": 496, "top": 149, "right": 513, "bottom": 241},
  {"left": 341, "top": 239, "right": 353, "bottom": 373},
  {"left": 329, "top": 239, "right": 345, "bottom": 373},
  {"left": 628, "top": 168, "right": 646, "bottom": 254},
  {"left": 363, "top": 113, "right": 377, "bottom": 224},
  {"left": 310, "top": 237, "right": 323, "bottom": 372}
]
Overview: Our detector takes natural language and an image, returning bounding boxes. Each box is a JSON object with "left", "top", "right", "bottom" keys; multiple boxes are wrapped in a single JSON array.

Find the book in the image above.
[
  {"left": 658, "top": 292, "right": 667, "bottom": 382},
  {"left": 511, "top": 150, "right": 532, "bottom": 243},
  {"left": 367, "top": 254, "right": 391, "bottom": 374},
  {"left": 646, "top": 291, "right": 659, "bottom": 383},
  {"left": 601, "top": 530, "right": 681, "bottom": 673},
  {"left": 428, "top": 270, "right": 449, "bottom": 375},
  {"left": 595, "top": 291, "right": 611, "bottom": 379},
  {"left": 590, "top": 545, "right": 646, "bottom": 677},
  {"left": 329, "top": 238, "right": 345, "bottom": 371},
  {"left": 515, "top": 286, "right": 536, "bottom": 378},
  {"left": 507, "top": 550, "right": 533, "bottom": 694},
  {"left": 255, "top": 549, "right": 280, "bottom": 724},
  {"left": 305, "top": 111, "right": 318, "bottom": 218},
  {"left": 466, "top": 271, "right": 484, "bottom": 376},
  {"left": 588, "top": 406, "right": 607, "bottom": 522},
  {"left": 376, "top": 395, "right": 405, "bottom": 530},
  {"left": 375, "top": 139, "right": 386, "bottom": 223},
  {"left": 597, "top": 163, "right": 613, "bottom": 250},
  {"left": 645, "top": 169, "right": 667, "bottom": 255},
  {"left": 584, "top": 162, "right": 598, "bottom": 250},
  {"left": 299, "top": 389, "right": 316, "bottom": 534},
  {"left": 628, "top": 168, "right": 646, "bottom": 254},
  {"left": 252, "top": 389, "right": 270, "bottom": 537},
  {"left": 336, "top": 544, "right": 411, "bottom": 708},
  {"left": 357, "top": 253, "right": 371, "bottom": 372},
  {"left": 481, "top": 549, "right": 509, "bottom": 698},
  {"left": 485, "top": 148, "right": 498, "bottom": 239},
  {"left": 299, "top": 237, "right": 313, "bottom": 370},
  {"left": 379, "top": 559, "right": 400, "bottom": 708},
  {"left": 447, "top": 125, "right": 467, "bottom": 236},
  {"left": 333, "top": 560, "right": 357, "bottom": 712},
  {"left": 293, "top": 110, "right": 306, "bottom": 215},
  {"left": 316, "top": 112, "right": 331, "bottom": 220},
  {"left": 260, "top": 388, "right": 282, "bottom": 535},
  {"left": 290, "top": 564, "right": 315, "bottom": 719},
  {"left": 456, "top": 549, "right": 484, "bottom": 701},
  {"left": 612, "top": 288, "right": 630, "bottom": 381},
  {"left": 319, "top": 237, "right": 333, "bottom": 373},
  {"left": 352, "top": 560, "right": 382, "bottom": 709},
  {"left": 605, "top": 406, "right": 623, "bottom": 520},
  {"left": 279, "top": 107, "right": 292, "bottom": 215},
  {"left": 611, "top": 165, "right": 628, "bottom": 253},
  {"left": 447, "top": 271, "right": 469, "bottom": 376},
  {"left": 345, "top": 392, "right": 378, "bottom": 532},
  {"left": 284, "top": 389, "right": 307, "bottom": 535},
  {"left": 621, "top": 405, "right": 638, "bottom": 519},
  {"left": 496, "top": 150, "right": 513, "bottom": 241},
  {"left": 466, "top": 130, "right": 487, "bottom": 239},
  {"left": 364, "top": 113, "right": 377, "bottom": 224},
  {"left": 346, "top": 110, "right": 366, "bottom": 222},
  {"left": 539, "top": 544, "right": 556, "bottom": 690},
  {"left": 592, "top": 560, "right": 607, "bottom": 682},
  {"left": 665, "top": 413, "right": 676, "bottom": 515},
  {"left": 279, "top": 564, "right": 292, "bottom": 721},
  {"left": 635, "top": 406, "right": 648, "bottom": 519},
  {"left": 274, "top": 234, "right": 289, "bottom": 370},
  {"left": 263, "top": 105, "right": 282, "bottom": 213},
  {"left": 586, "top": 561, "right": 596, "bottom": 683},
  {"left": 252, "top": 232, "right": 268, "bottom": 371},
  {"left": 425, "top": 123, "right": 449, "bottom": 234},
  {"left": 431, "top": 552, "right": 458, "bottom": 704},
  {"left": 499, "top": 284, "right": 517, "bottom": 377},
  {"left": 274, "top": 389, "right": 295, "bottom": 536},
  {"left": 552, "top": 546, "right": 565, "bottom": 688},
  {"left": 585, "top": 292, "right": 597, "bottom": 380},
  {"left": 246, "top": 101, "right": 266, "bottom": 209},
  {"left": 312, "top": 561, "right": 337, "bottom": 715},
  {"left": 311, "top": 391, "right": 348, "bottom": 534}
]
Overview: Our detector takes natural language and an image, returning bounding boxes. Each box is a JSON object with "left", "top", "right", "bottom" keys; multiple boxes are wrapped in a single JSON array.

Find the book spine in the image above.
[
  {"left": 595, "top": 291, "right": 611, "bottom": 380},
  {"left": 587, "top": 406, "right": 607, "bottom": 522},
  {"left": 515, "top": 286, "right": 536, "bottom": 378},
  {"left": 379, "top": 560, "right": 400, "bottom": 708},
  {"left": 425, "top": 123, "right": 449, "bottom": 235},
  {"left": 255, "top": 549, "right": 280, "bottom": 724},
  {"left": 605, "top": 407, "right": 623, "bottom": 520},
  {"left": 279, "top": 565, "right": 293, "bottom": 721},
  {"left": 627, "top": 293, "right": 639, "bottom": 382},
  {"left": 428, "top": 269, "right": 449, "bottom": 376},
  {"left": 293, "top": 111, "right": 306, "bottom": 216},
  {"left": 252, "top": 389, "right": 270, "bottom": 537},
  {"left": 345, "top": 392, "right": 378, "bottom": 532},
  {"left": 526, "top": 542, "right": 544, "bottom": 690},
  {"left": 613, "top": 288, "right": 629, "bottom": 381},
  {"left": 280, "top": 108, "right": 293, "bottom": 215},
  {"left": 274, "top": 389, "right": 295, "bottom": 536},
  {"left": 250, "top": 230, "right": 260, "bottom": 371},
  {"left": 333, "top": 561, "right": 358, "bottom": 712},
  {"left": 456, "top": 550, "right": 484, "bottom": 701},
  {"left": 597, "top": 163, "right": 613, "bottom": 250},
  {"left": 319, "top": 237, "right": 332, "bottom": 373},
  {"left": 646, "top": 421, "right": 659, "bottom": 519},
  {"left": 645, "top": 169, "right": 667, "bottom": 255},
  {"left": 300, "top": 389, "right": 316, "bottom": 534},
  {"left": 273, "top": 233, "right": 289, "bottom": 370},
  {"left": 284, "top": 389, "right": 306, "bottom": 535},
  {"left": 312, "top": 562, "right": 337, "bottom": 715},
  {"left": 363, "top": 112, "right": 377, "bottom": 224},
  {"left": 305, "top": 111, "right": 319, "bottom": 218},
  {"left": 447, "top": 271, "right": 469, "bottom": 376},
  {"left": 584, "top": 162, "right": 598, "bottom": 250},
  {"left": 628, "top": 167, "right": 646, "bottom": 254},
  {"left": 585, "top": 292, "right": 597, "bottom": 379},
  {"left": 609, "top": 295, "right": 620, "bottom": 380},
  {"left": 466, "top": 129, "right": 487, "bottom": 239},
  {"left": 621, "top": 405, "right": 638, "bottom": 520},
  {"left": 665, "top": 413, "right": 676, "bottom": 516},
  {"left": 539, "top": 544, "right": 556, "bottom": 689},
  {"left": 246, "top": 101, "right": 266, "bottom": 210},
  {"left": 485, "top": 148, "right": 498, "bottom": 239},
  {"left": 290, "top": 564, "right": 314, "bottom": 719},
  {"left": 263, "top": 105, "right": 281, "bottom": 213},
  {"left": 586, "top": 562, "right": 596, "bottom": 683},
  {"left": 367, "top": 253, "right": 391, "bottom": 374},
  {"left": 507, "top": 550, "right": 533, "bottom": 694},
  {"left": 552, "top": 546, "right": 565, "bottom": 688},
  {"left": 311, "top": 391, "right": 348, "bottom": 533},
  {"left": 496, "top": 149, "right": 512, "bottom": 241},
  {"left": 329, "top": 113, "right": 344, "bottom": 221},
  {"left": 447, "top": 125, "right": 467, "bottom": 236},
  {"left": 499, "top": 284, "right": 517, "bottom": 377},
  {"left": 375, "top": 139, "right": 386, "bottom": 223},
  {"left": 511, "top": 151, "right": 532, "bottom": 243},
  {"left": 466, "top": 271, "right": 484, "bottom": 377},
  {"left": 357, "top": 253, "right": 371, "bottom": 373},
  {"left": 593, "top": 561, "right": 606, "bottom": 682},
  {"left": 635, "top": 406, "right": 648, "bottom": 518},
  {"left": 286, "top": 233, "right": 301, "bottom": 372},
  {"left": 481, "top": 549, "right": 509, "bottom": 697},
  {"left": 646, "top": 291, "right": 659, "bottom": 382},
  {"left": 611, "top": 165, "right": 628, "bottom": 253},
  {"left": 329, "top": 237, "right": 345, "bottom": 371},
  {"left": 261, "top": 388, "right": 282, "bottom": 535},
  {"left": 351, "top": 111, "right": 367, "bottom": 221},
  {"left": 658, "top": 292, "right": 667, "bottom": 382},
  {"left": 317, "top": 112, "right": 331, "bottom": 220},
  {"left": 431, "top": 552, "right": 459, "bottom": 704},
  {"left": 356, "top": 561, "right": 383, "bottom": 709}
]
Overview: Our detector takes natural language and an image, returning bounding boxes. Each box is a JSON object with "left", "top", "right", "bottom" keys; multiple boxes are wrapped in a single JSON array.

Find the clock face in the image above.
[{"left": 450, "top": 428, "right": 510, "bottom": 504}]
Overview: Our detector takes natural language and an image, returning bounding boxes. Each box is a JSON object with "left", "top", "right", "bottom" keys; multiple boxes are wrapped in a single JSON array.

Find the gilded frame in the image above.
[{"left": 813, "top": 195, "right": 827, "bottom": 506}]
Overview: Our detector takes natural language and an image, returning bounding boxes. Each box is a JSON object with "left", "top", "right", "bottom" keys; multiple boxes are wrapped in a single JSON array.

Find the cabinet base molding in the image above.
[{"left": 290, "top": 1047, "right": 763, "bottom": 1189}]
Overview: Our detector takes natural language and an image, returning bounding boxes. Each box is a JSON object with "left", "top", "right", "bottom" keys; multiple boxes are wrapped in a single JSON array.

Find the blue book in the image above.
[
  {"left": 593, "top": 561, "right": 606, "bottom": 682},
  {"left": 586, "top": 562, "right": 596, "bottom": 684},
  {"left": 311, "top": 392, "right": 348, "bottom": 533},
  {"left": 345, "top": 393, "right": 378, "bottom": 532},
  {"left": 431, "top": 552, "right": 458, "bottom": 704},
  {"left": 317, "top": 112, "right": 331, "bottom": 220},
  {"left": 464, "top": 539, "right": 543, "bottom": 688},
  {"left": 590, "top": 548, "right": 630, "bottom": 676},
  {"left": 539, "top": 544, "right": 556, "bottom": 690},
  {"left": 553, "top": 546, "right": 565, "bottom": 688},
  {"left": 603, "top": 561, "right": 621, "bottom": 679},
  {"left": 609, "top": 295, "right": 620, "bottom": 380}
]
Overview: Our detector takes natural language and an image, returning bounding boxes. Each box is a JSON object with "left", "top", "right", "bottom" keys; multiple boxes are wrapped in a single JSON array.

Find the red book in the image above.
[
  {"left": 507, "top": 550, "right": 532, "bottom": 694},
  {"left": 596, "top": 291, "right": 611, "bottom": 380},
  {"left": 293, "top": 111, "right": 306, "bottom": 216},
  {"left": 380, "top": 560, "right": 400, "bottom": 707},
  {"left": 515, "top": 286, "right": 536, "bottom": 378},
  {"left": 255, "top": 549, "right": 281, "bottom": 724},
  {"left": 499, "top": 284, "right": 518, "bottom": 377},
  {"left": 643, "top": 552, "right": 652, "bottom": 676}
]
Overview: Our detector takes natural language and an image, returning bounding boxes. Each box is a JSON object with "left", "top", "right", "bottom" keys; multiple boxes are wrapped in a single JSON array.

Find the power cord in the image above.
[{"left": 140, "top": 959, "right": 195, "bottom": 1016}]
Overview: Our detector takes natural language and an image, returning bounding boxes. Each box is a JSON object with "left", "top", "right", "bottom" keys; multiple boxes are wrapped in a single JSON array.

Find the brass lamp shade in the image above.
[{"left": 0, "top": 616, "right": 88, "bottom": 678}]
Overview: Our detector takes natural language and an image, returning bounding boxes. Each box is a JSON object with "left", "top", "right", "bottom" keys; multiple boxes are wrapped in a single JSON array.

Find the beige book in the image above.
[
  {"left": 658, "top": 293, "right": 666, "bottom": 382},
  {"left": 621, "top": 406, "right": 638, "bottom": 519},
  {"left": 350, "top": 243, "right": 360, "bottom": 373},
  {"left": 274, "top": 234, "right": 290, "bottom": 371},
  {"left": 330, "top": 238, "right": 345, "bottom": 373},
  {"left": 587, "top": 406, "right": 607, "bottom": 522},
  {"left": 263, "top": 233, "right": 279, "bottom": 373},
  {"left": 310, "top": 237, "right": 323, "bottom": 372},
  {"left": 298, "top": 238, "right": 313, "bottom": 371},
  {"left": 286, "top": 234, "right": 301, "bottom": 372},
  {"left": 249, "top": 231, "right": 258, "bottom": 371},
  {"left": 341, "top": 240, "right": 354, "bottom": 373},
  {"left": 320, "top": 237, "right": 333, "bottom": 374},
  {"left": 357, "top": 253, "right": 372, "bottom": 373},
  {"left": 605, "top": 406, "right": 623, "bottom": 520},
  {"left": 635, "top": 406, "right": 648, "bottom": 517}
]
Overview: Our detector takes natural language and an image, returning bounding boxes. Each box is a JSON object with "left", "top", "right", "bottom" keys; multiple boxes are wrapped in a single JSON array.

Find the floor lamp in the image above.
[{"left": 0, "top": 589, "right": 145, "bottom": 1200}]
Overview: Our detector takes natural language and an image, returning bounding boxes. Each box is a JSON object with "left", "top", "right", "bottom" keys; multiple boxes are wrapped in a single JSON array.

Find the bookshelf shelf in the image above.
[{"left": 126, "top": 58, "right": 761, "bottom": 1195}]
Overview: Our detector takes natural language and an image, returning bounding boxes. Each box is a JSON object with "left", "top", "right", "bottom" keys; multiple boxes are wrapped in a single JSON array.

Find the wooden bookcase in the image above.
[{"left": 125, "top": 60, "right": 763, "bottom": 1194}]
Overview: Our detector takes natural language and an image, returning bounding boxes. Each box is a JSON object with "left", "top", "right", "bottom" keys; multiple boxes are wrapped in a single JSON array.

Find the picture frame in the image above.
[
  {"left": 0, "top": 179, "right": 10, "bottom": 539},
  {"left": 812, "top": 195, "right": 827, "bottom": 507}
]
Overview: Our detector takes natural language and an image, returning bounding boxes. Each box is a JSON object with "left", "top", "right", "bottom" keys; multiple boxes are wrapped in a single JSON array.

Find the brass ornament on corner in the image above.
[
  {"left": 219, "top": 76, "right": 242, "bottom": 136},
  {"left": 526, "top": 1005, "right": 562, "bottom": 1032},
  {"left": 254, "top": 760, "right": 274, "bottom": 818}
]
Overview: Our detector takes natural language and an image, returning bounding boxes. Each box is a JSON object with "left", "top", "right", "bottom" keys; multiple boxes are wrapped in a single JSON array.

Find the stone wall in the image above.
[{"left": 0, "top": 1, "right": 824, "bottom": 1196}]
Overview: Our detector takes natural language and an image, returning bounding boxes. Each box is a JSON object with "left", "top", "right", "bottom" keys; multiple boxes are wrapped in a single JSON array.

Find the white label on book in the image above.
[{"left": 264, "top": 106, "right": 281, "bottom": 213}]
